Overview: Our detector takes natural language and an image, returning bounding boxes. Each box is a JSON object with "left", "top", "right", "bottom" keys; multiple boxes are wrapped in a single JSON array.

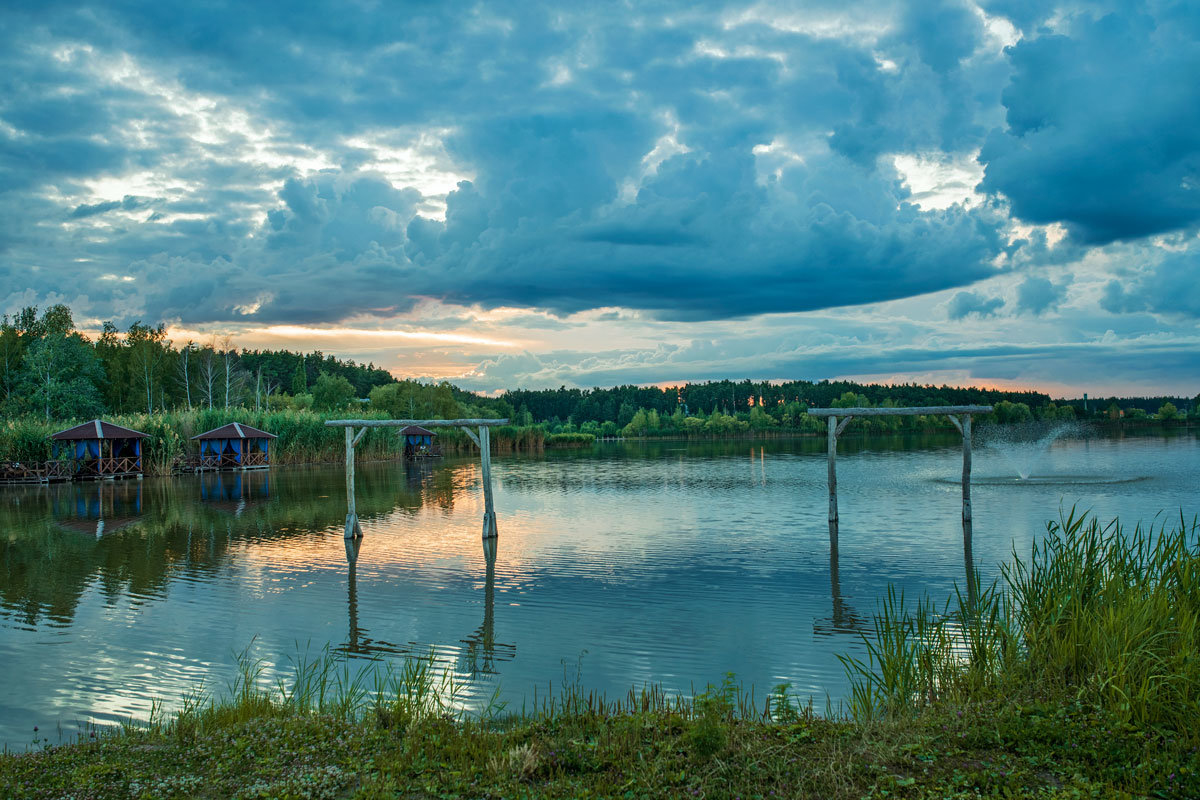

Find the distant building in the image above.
[
  {"left": 191, "top": 423, "right": 277, "bottom": 471},
  {"left": 400, "top": 425, "right": 440, "bottom": 459},
  {"left": 49, "top": 420, "right": 149, "bottom": 480}
]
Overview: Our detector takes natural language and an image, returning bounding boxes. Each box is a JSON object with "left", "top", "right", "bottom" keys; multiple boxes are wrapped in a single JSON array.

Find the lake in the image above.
[{"left": 1, "top": 427, "right": 1196, "bottom": 747}]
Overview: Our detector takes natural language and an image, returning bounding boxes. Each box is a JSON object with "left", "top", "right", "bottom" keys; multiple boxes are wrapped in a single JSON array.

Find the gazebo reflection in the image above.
[
  {"left": 198, "top": 470, "right": 271, "bottom": 516},
  {"left": 50, "top": 480, "right": 145, "bottom": 538}
]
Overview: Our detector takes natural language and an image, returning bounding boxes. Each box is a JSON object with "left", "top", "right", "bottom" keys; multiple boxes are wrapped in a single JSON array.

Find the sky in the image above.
[{"left": 1, "top": 0, "right": 1197, "bottom": 397}]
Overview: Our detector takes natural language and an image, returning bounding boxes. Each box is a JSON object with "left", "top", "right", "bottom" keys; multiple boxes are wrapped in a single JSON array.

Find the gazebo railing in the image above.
[
  {"left": 0, "top": 461, "right": 50, "bottom": 482},
  {"left": 91, "top": 456, "right": 141, "bottom": 475},
  {"left": 242, "top": 451, "right": 267, "bottom": 467},
  {"left": 182, "top": 451, "right": 269, "bottom": 470}
]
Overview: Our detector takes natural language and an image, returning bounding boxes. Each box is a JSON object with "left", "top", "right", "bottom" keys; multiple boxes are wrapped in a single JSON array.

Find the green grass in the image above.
[
  {"left": 4, "top": 511, "right": 1199, "bottom": 798},
  {"left": 840, "top": 508, "right": 1200, "bottom": 733}
]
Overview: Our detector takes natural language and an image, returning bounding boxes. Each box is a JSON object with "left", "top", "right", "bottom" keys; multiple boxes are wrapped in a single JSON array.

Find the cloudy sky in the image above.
[{"left": 1, "top": 0, "right": 1197, "bottom": 396}]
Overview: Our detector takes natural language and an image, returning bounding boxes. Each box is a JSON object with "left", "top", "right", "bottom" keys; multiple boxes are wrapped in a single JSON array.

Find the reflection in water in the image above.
[
  {"left": 963, "top": 519, "right": 978, "bottom": 605},
  {"left": 51, "top": 481, "right": 144, "bottom": 538},
  {"left": 0, "top": 431, "right": 1196, "bottom": 747},
  {"left": 199, "top": 470, "right": 271, "bottom": 515},
  {"left": 344, "top": 536, "right": 363, "bottom": 655},
  {"left": 815, "top": 520, "right": 865, "bottom": 636},
  {"left": 458, "top": 537, "right": 516, "bottom": 677}
]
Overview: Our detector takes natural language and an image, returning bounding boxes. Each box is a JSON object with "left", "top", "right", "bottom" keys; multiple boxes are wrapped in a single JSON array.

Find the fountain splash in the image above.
[{"left": 978, "top": 421, "right": 1089, "bottom": 481}]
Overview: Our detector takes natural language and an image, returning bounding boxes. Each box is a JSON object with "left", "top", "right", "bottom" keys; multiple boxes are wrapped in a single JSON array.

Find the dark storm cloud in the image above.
[
  {"left": 979, "top": 3, "right": 1200, "bottom": 244},
  {"left": 458, "top": 333, "right": 1200, "bottom": 392},
  {"left": 1, "top": 0, "right": 1197, "bottom": 344},
  {"left": 0, "top": 0, "right": 1020, "bottom": 323},
  {"left": 1102, "top": 251, "right": 1200, "bottom": 318}
]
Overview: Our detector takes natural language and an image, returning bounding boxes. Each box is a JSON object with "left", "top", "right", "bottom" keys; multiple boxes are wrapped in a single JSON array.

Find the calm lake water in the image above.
[{"left": 1, "top": 427, "right": 1196, "bottom": 747}]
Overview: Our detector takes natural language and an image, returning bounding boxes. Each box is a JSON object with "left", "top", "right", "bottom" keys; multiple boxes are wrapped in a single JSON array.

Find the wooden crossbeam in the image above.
[
  {"left": 815, "top": 406, "right": 988, "bottom": 524},
  {"left": 807, "top": 405, "right": 992, "bottom": 417},
  {"left": 332, "top": 418, "right": 507, "bottom": 541},
  {"left": 325, "top": 418, "right": 509, "bottom": 428},
  {"left": 460, "top": 427, "right": 481, "bottom": 448}
]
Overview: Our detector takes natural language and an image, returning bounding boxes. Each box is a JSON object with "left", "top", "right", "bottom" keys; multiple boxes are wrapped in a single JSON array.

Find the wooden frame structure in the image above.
[
  {"left": 807, "top": 406, "right": 993, "bottom": 524},
  {"left": 188, "top": 423, "right": 276, "bottom": 472},
  {"left": 325, "top": 418, "right": 508, "bottom": 540},
  {"left": 48, "top": 420, "right": 150, "bottom": 482}
]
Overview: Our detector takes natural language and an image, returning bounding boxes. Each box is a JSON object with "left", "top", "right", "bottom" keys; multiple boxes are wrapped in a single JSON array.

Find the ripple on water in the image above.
[{"left": 0, "top": 432, "right": 1196, "bottom": 747}]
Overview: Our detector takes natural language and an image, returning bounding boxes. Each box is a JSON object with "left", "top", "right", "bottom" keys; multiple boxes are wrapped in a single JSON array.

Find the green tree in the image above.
[
  {"left": 623, "top": 408, "right": 649, "bottom": 437},
  {"left": 291, "top": 361, "right": 308, "bottom": 395},
  {"left": 0, "top": 316, "right": 23, "bottom": 407},
  {"left": 994, "top": 401, "right": 1034, "bottom": 424},
  {"left": 369, "top": 380, "right": 459, "bottom": 419},
  {"left": 126, "top": 321, "right": 170, "bottom": 414},
  {"left": 18, "top": 333, "right": 105, "bottom": 420},
  {"left": 312, "top": 371, "right": 356, "bottom": 411},
  {"left": 1157, "top": 402, "right": 1180, "bottom": 420}
]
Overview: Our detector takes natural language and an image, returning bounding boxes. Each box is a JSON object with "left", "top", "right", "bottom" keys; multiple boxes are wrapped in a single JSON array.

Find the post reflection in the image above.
[
  {"left": 458, "top": 536, "right": 516, "bottom": 676},
  {"left": 344, "top": 535, "right": 362, "bottom": 654},
  {"left": 814, "top": 519, "right": 864, "bottom": 635}
]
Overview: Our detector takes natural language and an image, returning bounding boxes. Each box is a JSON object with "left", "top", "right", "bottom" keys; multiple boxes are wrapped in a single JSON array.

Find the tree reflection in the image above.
[{"left": 0, "top": 461, "right": 462, "bottom": 626}]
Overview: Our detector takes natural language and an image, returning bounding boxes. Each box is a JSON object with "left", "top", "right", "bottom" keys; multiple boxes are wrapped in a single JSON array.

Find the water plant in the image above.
[
  {"left": 4, "top": 510, "right": 1200, "bottom": 798},
  {"left": 841, "top": 508, "right": 1200, "bottom": 740}
]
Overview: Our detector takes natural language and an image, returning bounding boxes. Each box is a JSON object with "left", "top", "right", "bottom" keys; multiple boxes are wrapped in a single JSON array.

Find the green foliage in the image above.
[
  {"left": 1157, "top": 401, "right": 1180, "bottom": 420},
  {"left": 991, "top": 400, "right": 1033, "bottom": 424},
  {"left": 311, "top": 372, "right": 357, "bottom": 411},
  {"left": 290, "top": 361, "right": 307, "bottom": 395},
  {"left": 17, "top": 333, "right": 105, "bottom": 420},
  {"left": 368, "top": 380, "right": 459, "bottom": 419},
  {"left": 545, "top": 432, "right": 595, "bottom": 447},
  {"left": 6, "top": 638, "right": 1198, "bottom": 798},
  {"left": 842, "top": 509, "right": 1200, "bottom": 741}
]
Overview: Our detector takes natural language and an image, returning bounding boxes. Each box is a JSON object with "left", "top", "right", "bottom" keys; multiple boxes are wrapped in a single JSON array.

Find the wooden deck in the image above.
[
  {"left": 175, "top": 451, "right": 270, "bottom": 473},
  {"left": 0, "top": 458, "right": 142, "bottom": 484}
]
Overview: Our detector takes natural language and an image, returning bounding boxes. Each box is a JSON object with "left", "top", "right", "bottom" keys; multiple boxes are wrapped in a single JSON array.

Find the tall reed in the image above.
[{"left": 841, "top": 509, "right": 1200, "bottom": 739}]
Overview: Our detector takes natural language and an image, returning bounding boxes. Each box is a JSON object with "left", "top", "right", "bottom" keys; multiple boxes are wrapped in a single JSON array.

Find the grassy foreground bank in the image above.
[{"left": 3, "top": 512, "right": 1198, "bottom": 799}]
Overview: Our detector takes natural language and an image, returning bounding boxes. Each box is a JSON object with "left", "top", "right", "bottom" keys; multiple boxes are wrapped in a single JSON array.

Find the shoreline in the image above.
[{"left": 5, "top": 508, "right": 1197, "bottom": 797}]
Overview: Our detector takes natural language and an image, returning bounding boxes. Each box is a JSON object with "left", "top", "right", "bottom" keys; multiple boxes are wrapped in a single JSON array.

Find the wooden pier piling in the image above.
[
  {"left": 809, "top": 405, "right": 991, "bottom": 524},
  {"left": 344, "top": 426, "right": 362, "bottom": 539},
  {"left": 326, "top": 418, "right": 508, "bottom": 540},
  {"left": 827, "top": 415, "right": 838, "bottom": 523}
]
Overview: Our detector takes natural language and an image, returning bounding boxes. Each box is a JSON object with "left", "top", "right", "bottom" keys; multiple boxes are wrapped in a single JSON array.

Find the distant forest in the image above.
[{"left": 1, "top": 304, "right": 1194, "bottom": 433}]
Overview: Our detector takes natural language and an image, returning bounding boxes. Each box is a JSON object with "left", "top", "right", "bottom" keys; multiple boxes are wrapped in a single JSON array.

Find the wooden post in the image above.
[
  {"left": 344, "top": 426, "right": 361, "bottom": 539},
  {"left": 962, "top": 518, "right": 977, "bottom": 606},
  {"left": 479, "top": 425, "right": 497, "bottom": 538},
  {"left": 827, "top": 415, "right": 838, "bottom": 523},
  {"left": 961, "top": 414, "right": 973, "bottom": 523}
]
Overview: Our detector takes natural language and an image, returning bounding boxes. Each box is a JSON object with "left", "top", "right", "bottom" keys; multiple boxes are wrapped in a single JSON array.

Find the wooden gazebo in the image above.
[
  {"left": 49, "top": 420, "right": 149, "bottom": 480},
  {"left": 400, "top": 425, "right": 440, "bottom": 459},
  {"left": 191, "top": 423, "right": 276, "bottom": 471}
]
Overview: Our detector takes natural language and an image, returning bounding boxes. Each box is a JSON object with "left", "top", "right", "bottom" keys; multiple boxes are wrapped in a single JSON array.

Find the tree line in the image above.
[
  {"left": 503, "top": 380, "right": 1055, "bottom": 431},
  {"left": 3, "top": 303, "right": 1193, "bottom": 434},
  {"left": 0, "top": 305, "right": 397, "bottom": 420}
]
